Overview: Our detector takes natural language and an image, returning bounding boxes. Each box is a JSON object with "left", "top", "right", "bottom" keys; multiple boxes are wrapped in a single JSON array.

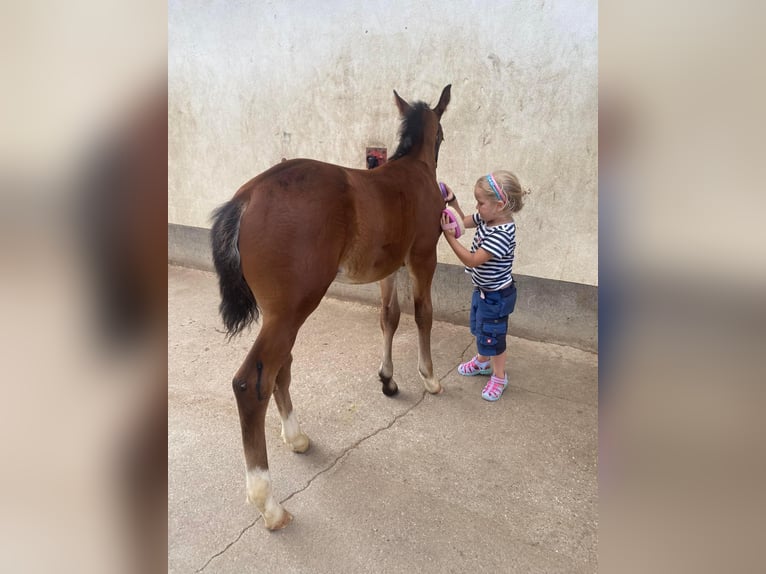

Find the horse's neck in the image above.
[{"left": 406, "top": 140, "right": 437, "bottom": 173}]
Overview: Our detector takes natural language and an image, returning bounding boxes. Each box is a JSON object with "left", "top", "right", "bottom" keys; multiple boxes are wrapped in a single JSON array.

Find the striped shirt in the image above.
[{"left": 465, "top": 213, "right": 517, "bottom": 290}]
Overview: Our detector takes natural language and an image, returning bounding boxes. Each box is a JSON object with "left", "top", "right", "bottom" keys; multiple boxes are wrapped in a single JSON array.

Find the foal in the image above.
[{"left": 211, "top": 85, "right": 451, "bottom": 529}]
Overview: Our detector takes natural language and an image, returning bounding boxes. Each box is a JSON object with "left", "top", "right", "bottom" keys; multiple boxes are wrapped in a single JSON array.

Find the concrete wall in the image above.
[
  {"left": 169, "top": 0, "right": 597, "bottom": 284},
  {"left": 168, "top": 1, "right": 598, "bottom": 350}
]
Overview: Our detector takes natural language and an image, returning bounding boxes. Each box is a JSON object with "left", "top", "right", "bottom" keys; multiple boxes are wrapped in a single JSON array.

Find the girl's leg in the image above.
[
  {"left": 490, "top": 351, "right": 507, "bottom": 378},
  {"left": 482, "top": 349, "right": 509, "bottom": 402},
  {"left": 477, "top": 352, "right": 505, "bottom": 372}
]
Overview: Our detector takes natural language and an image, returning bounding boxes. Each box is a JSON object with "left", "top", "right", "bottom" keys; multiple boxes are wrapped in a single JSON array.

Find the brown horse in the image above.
[{"left": 210, "top": 85, "right": 451, "bottom": 529}]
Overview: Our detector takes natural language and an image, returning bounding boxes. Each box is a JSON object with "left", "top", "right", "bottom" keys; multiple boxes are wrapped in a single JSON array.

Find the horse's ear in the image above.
[
  {"left": 435, "top": 84, "right": 452, "bottom": 117},
  {"left": 393, "top": 90, "right": 412, "bottom": 117}
]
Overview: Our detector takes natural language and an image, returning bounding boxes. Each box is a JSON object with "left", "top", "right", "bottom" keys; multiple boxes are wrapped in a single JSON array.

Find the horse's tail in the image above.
[{"left": 210, "top": 198, "right": 259, "bottom": 338}]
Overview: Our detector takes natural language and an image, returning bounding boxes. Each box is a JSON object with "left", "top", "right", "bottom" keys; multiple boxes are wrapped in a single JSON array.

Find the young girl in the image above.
[{"left": 440, "top": 171, "right": 527, "bottom": 401}]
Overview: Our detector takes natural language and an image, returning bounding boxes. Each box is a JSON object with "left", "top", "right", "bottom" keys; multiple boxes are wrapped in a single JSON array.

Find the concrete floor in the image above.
[{"left": 169, "top": 265, "right": 598, "bottom": 573}]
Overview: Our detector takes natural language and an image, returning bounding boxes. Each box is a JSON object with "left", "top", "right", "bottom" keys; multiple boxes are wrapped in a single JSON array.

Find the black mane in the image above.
[{"left": 389, "top": 101, "right": 430, "bottom": 161}]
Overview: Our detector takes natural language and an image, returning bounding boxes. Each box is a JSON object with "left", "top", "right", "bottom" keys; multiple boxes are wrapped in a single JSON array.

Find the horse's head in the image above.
[{"left": 390, "top": 85, "right": 451, "bottom": 168}]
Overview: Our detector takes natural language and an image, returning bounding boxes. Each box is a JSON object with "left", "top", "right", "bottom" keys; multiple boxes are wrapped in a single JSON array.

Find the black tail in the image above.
[{"left": 210, "top": 199, "right": 259, "bottom": 338}]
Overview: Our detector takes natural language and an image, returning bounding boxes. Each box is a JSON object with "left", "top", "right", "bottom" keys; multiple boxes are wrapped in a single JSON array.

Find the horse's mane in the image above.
[{"left": 389, "top": 101, "right": 430, "bottom": 161}]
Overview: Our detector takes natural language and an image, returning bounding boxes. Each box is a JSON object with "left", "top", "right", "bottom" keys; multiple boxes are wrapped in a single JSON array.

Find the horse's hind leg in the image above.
[
  {"left": 232, "top": 319, "right": 296, "bottom": 530},
  {"left": 407, "top": 253, "right": 442, "bottom": 394},
  {"left": 273, "top": 353, "right": 310, "bottom": 453},
  {"left": 378, "top": 273, "right": 400, "bottom": 396}
]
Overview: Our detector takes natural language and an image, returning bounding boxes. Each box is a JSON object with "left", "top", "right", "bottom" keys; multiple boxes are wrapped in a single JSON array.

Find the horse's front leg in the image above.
[
  {"left": 378, "top": 273, "right": 400, "bottom": 396},
  {"left": 407, "top": 253, "right": 442, "bottom": 394}
]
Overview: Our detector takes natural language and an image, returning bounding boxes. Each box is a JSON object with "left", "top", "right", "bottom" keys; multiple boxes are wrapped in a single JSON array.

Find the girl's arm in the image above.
[{"left": 440, "top": 213, "right": 492, "bottom": 268}]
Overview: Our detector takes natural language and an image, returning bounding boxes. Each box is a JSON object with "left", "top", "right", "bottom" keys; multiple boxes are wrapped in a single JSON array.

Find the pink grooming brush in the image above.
[{"left": 441, "top": 206, "right": 464, "bottom": 238}]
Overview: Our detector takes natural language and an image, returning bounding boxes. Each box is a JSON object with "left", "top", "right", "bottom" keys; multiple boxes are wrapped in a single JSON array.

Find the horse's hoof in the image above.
[
  {"left": 266, "top": 509, "right": 293, "bottom": 531},
  {"left": 289, "top": 433, "right": 310, "bottom": 453},
  {"left": 379, "top": 371, "right": 398, "bottom": 396},
  {"left": 382, "top": 381, "right": 399, "bottom": 396},
  {"left": 424, "top": 381, "right": 443, "bottom": 394}
]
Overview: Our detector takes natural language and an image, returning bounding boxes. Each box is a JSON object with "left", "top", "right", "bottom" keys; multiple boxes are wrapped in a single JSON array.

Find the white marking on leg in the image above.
[
  {"left": 281, "top": 411, "right": 300, "bottom": 443},
  {"left": 246, "top": 467, "right": 286, "bottom": 528},
  {"left": 280, "top": 411, "right": 309, "bottom": 452},
  {"left": 418, "top": 349, "right": 442, "bottom": 394}
]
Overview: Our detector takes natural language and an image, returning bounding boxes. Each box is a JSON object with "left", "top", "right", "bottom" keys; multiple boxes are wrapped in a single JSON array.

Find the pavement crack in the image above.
[
  {"left": 195, "top": 389, "right": 431, "bottom": 572},
  {"left": 281, "top": 389, "right": 428, "bottom": 506},
  {"left": 195, "top": 518, "right": 259, "bottom": 572}
]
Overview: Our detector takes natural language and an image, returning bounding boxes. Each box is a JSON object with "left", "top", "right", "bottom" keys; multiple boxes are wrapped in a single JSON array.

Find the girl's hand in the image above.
[
  {"left": 440, "top": 182, "right": 457, "bottom": 204},
  {"left": 441, "top": 212, "right": 457, "bottom": 238}
]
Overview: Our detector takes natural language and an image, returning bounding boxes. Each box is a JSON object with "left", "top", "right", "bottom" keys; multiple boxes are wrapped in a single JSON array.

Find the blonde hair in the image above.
[{"left": 475, "top": 170, "right": 529, "bottom": 213}]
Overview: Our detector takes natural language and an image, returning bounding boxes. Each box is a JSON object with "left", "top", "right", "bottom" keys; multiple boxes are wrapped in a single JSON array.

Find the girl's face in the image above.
[{"left": 474, "top": 186, "right": 504, "bottom": 223}]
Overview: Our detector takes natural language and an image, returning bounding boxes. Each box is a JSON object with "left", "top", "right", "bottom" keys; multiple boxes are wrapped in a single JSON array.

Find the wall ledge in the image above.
[{"left": 169, "top": 223, "right": 597, "bottom": 352}]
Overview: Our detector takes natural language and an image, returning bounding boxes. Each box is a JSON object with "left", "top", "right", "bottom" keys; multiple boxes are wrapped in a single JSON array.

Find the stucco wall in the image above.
[{"left": 169, "top": 0, "right": 598, "bottom": 285}]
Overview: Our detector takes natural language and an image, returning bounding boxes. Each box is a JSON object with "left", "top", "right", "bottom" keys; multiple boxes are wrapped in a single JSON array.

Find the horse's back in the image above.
[{"left": 234, "top": 157, "right": 442, "bottom": 302}]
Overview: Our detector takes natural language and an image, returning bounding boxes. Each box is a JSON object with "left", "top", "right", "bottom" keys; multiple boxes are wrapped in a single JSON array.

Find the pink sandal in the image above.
[
  {"left": 482, "top": 374, "right": 508, "bottom": 402},
  {"left": 458, "top": 355, "right": 492, "bottom": 376}
]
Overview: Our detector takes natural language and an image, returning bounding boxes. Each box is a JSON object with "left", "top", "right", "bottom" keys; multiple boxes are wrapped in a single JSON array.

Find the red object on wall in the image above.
[{"left": 365, "top": 147, "right": 387, "bottom": 169}]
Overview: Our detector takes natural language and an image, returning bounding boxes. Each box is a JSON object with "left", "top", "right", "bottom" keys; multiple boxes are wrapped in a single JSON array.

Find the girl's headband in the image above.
[{"left": 486, "top": 173, "right": 507, "bottom": 204}]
